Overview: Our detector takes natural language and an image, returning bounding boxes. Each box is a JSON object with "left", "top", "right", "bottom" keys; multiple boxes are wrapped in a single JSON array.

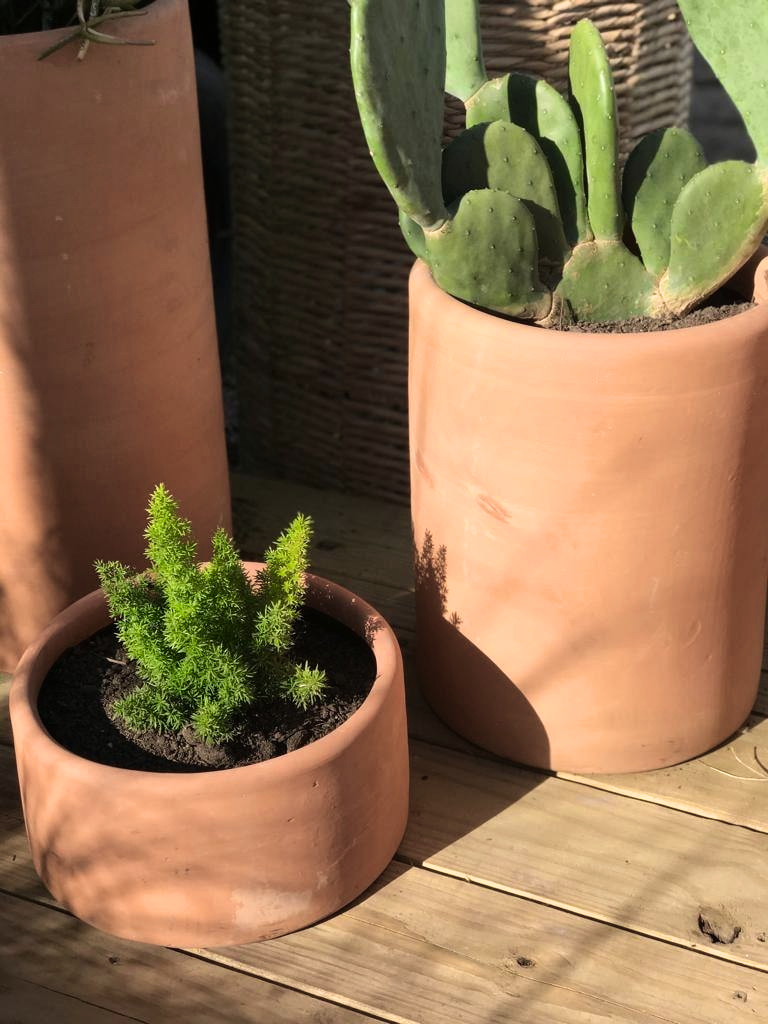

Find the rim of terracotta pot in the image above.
[
  {"left": 10, "top": 562, "right": 402, "bottom": 786},
  {"left": 2, "top": 0, "right": 171, "bottom": 48},
  {"left": 410, "top": 248, "right": 768, "bottom": 350}
]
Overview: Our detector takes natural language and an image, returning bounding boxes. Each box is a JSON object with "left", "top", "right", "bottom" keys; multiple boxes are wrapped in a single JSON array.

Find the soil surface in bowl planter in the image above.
[{"left": 37, "top": 609, "right": 376, "bottom": 773}]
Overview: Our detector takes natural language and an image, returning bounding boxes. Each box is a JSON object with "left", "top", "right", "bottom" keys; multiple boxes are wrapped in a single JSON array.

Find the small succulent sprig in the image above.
[
  {"left": 95, "top": 485, "right": 326, "bottom": 745},
  {"left": 30, "top": 0, "right": 155, "bottom": 61},
  {"left": 351, "top": 0, "right": 768, "bottom": 324}
]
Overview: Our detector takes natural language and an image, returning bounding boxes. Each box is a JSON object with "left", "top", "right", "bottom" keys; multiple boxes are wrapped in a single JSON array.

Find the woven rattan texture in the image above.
[{"left": 220, "top": 1, "right": 693, "bottom": 505}]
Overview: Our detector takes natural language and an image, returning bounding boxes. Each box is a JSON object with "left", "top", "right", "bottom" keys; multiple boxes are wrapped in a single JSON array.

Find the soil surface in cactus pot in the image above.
[
  {"left": 565, "top": 292, "right": 754, "bottom": 334},
  {"left": 37, "top": 609, "right": 375, "bottom": 772}
]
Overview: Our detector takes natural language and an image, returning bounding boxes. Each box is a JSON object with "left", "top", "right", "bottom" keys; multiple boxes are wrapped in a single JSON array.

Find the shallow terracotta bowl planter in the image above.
[
  {"left": 409, "top": 253, "right": 768, "bottom": 774},
  {"left": 10, "top": 565, "right": 409, "bottom": 947}
]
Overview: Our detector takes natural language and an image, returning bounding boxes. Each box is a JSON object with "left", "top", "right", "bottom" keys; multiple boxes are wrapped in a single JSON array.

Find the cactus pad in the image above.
[
  {"left": 623, "top": 127, "right": 707, "bottom": 277},
  {"left": 350, "top": 0, "right": 446, "bottom": 228},
  {"left": 425, "top": 189, "right": 552, "bottom": 319},
  {"left": 677, "top": 0, "right": 768, "bottom": 167},
  {"left": 557, "top": 242, "right": 660, "bottom": 323},
  {"left": 399, "top": 210, "right": 427, "bottom": 260},
  {"left": 662, "top": 161, "right": 768, "bottom": 315},
  {"left": 466, "top": 72, "right": 589, "bottom": 246},
  {"left": 445, "top": 0, "right": 487, "bottom": 102},
  {"left": 441, "top": 121, "right": 569, "bottom": 269},
  {"left": 568, "top": 20, "right": 621, "bottom": 241}
]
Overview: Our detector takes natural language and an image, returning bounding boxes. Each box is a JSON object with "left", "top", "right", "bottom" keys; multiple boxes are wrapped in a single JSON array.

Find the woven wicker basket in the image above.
[{"left": 219, "top": 1, "right": 693, "bottom": 504}]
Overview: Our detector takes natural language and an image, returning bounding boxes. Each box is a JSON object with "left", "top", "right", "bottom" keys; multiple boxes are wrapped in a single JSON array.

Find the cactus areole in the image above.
[{"left": 350, "top": 0, "right": 768, "bottom": 325}]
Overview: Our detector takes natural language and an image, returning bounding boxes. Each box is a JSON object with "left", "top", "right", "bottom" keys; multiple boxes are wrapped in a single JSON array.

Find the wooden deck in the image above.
[{"left": 2, "top": 471, "right": 768, "bottom": 1022}]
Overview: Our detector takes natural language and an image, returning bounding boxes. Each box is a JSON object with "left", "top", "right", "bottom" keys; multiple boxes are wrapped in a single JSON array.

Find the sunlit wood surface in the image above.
[{"left": 2, "top": 471, "right": 768, "bottom": 1023}]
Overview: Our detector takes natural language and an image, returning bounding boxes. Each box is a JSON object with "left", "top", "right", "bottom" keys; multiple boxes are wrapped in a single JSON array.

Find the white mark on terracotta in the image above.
[
  {"left": 232, "top": 886, "right": 316, "bottom": 931},
  {"left": 61, "top": 253, "right": 70, "bottom": 262},
  {"left": 54, "top": 215, "right": 63, "bottom": 223},
  {"left": 158, "top": 88, "right": 181, "bottom": 106}
]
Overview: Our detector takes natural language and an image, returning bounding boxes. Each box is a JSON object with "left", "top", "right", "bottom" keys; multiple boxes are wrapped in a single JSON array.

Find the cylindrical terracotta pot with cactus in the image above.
[
  {"left": 410, "top": 253, "right": 768, "bottom": 774},
  {"left": 10, "top": 564, "right": 408, "bottom": 946},
  {"left": 350, "top": 0, "right": 768, "bottom": 772},
  {"left": 0, "top": 0, "right": 230, "bottom": 670}
]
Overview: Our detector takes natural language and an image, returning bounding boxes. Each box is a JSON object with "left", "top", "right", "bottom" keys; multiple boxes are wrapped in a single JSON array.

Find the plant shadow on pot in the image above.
[
  {"left": 403, "top": 532, "right": 550, "bottom": 866},
  {"left": 413, "top": 531, "right": 551, "bottom": 768}
]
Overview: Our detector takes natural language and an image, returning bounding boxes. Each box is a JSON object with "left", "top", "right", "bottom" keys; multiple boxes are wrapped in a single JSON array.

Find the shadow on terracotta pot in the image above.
[
  {"left": 414, "top": 531, "right": 551, "bottom": 768},
  {"left": 412, "top": 505, "right": 765, "bottom": 775}
]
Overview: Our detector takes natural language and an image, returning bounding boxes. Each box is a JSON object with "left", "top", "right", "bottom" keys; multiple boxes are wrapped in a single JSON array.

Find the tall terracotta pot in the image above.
[
  {"left": 0, "top": 0, "right": 230, "bottom": 670},
  {"left": 409, "top": 256, "right": 768, "bottom": 774},
  {"left": 10, "top": 566, "right": 409, "bottom": 946}
]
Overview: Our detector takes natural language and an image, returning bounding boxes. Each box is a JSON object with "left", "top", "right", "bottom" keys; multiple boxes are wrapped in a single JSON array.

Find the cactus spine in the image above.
[{"left": 351, "top": 0, "right": 768, "bottom": 324}]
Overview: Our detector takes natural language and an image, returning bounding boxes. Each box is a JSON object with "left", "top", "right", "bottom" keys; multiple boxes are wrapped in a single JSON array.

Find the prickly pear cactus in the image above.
[
  {"left": 445, "top": 0, "right": 486, "bottom": 102},
  {"left": 350, "top": 0, "right": 768, "bottom": 325},
  {"left": 350, "top": 0, "right": 446, "bottom": 229},
  {"left": 623, "top": 127, "right": 707, "bottom": 277},
  {"left": 441, "top": 121, "right": 569, "bottom": 270},
  {"left": 466, "top": 72, "right": 589, "bottom": 247}
]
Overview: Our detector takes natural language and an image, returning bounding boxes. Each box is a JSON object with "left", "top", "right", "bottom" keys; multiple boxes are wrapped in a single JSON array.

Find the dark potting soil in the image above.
[
  {"left": 566, "top": 291, "right": 754, "bottom": 334},
  {"left": 37, "top": 609, "right": 376, "bottom": 773}
]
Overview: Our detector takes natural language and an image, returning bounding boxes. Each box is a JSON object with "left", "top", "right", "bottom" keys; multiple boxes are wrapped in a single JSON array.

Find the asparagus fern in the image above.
[{"left": 96, "top": 485, "right": 326, "bottom": 745}]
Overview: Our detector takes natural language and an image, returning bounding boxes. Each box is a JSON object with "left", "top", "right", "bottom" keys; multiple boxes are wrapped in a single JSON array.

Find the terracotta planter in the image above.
[
  {"left": 9, "top": 565, "right": 408, "bottom": 946},
  {"left": 0, "top": 0, "right": 230, "bottom": 671},
  {"left": 409, "top": 254, "right": 768, "bottom": 774}
]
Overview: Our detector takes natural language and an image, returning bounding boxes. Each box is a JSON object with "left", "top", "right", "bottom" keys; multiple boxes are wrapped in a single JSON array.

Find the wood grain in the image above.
[
  {"left": 0, "top": 893, "right": 376, "bottom": 1024},
  {"left": 0, "top": 968, "right": 137, "bottom": 1024},
  {"left": 208, "top": 862, "right": 768, "bottom": 1024},
  {"left": 403, "top": 740, "right": 768, "bottom": 970},
  {"left": 562, "top": 714, "right": 768, "bottom": 832}
]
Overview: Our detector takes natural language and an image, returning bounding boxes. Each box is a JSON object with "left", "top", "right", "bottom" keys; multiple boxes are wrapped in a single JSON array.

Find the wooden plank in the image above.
[
  {"left": 562, "top": 714, "right": 768, "bottom": 833},
  {"left": 0, "top": 748, "right": 46, "bottom": 904},
  {"left": 231, "top": 471, "right": 412, "bottom": 596},
  {"left": 0, "top": 892, "right": 378, "bottom": 1024},
  {"left": 0, "top": 967, "right": 137, "bottom": 1024},
  {"left": 402, "top": 740, "right": 768, "bottom": 970},
  {"left": 232, "top": 471, "right": 418, "bottom": 642},
  {"left": 206, "top": 861, "right": 768, "bottom": 1024}
]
